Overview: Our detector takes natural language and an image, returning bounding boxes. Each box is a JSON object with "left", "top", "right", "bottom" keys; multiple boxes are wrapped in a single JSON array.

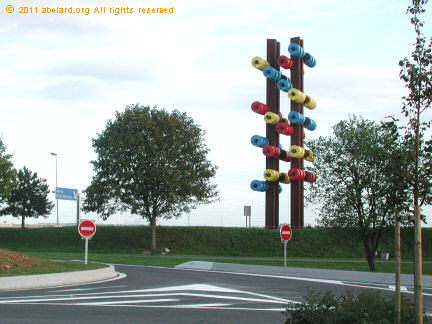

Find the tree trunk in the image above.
[
  {"left": 366, "top": 251, "right": 376, "bottom": 272},
  {"left": 150, "top": 217, "right": 157, "bottom": 252},
  {"left": 21, "top": 215, "right": 25, "bottom": 229},
  {"left": 363, "top": 238, "right": 376, "bottom": 272}
]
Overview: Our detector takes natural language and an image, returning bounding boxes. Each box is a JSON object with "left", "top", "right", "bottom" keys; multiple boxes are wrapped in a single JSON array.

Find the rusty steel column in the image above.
[
  {"left": 265, "top": 39, "right": 280, "bottom": 229},
  {"left": 290, "top": 37, "right": 304, "bottom": 229}
]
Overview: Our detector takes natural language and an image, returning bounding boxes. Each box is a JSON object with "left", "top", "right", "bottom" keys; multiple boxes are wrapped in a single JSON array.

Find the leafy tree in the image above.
[
  {"left": 83, "top": 104, "right": 218, "bottom": 251},
  {"left": 0, "top": 137, "right": 16, "bottom": 202},
  {"left": 306, "top": 116, "right": 409, "bottom": 271},
  {"left": 398, "top": 0, "right": 432, "bottom": 217},
  {"left": 398, "top": 0, "right": 432, "bottom": 319},
  {"left": 2, "top": 166, "right": 53, "bottom": 228}
]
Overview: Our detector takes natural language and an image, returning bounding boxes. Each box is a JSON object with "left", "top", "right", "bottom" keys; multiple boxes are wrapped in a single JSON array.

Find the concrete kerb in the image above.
[
  {"left": 0, "top": 264, "right": 119, "bottom": 291},
  {"left": 175, "top": 261, "right": 432, "bottom": 287}
]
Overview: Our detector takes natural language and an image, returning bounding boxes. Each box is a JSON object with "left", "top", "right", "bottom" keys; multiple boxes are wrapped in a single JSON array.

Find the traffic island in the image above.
[{"left": 0, "top": 264, "right": 119, "bottom": 291}]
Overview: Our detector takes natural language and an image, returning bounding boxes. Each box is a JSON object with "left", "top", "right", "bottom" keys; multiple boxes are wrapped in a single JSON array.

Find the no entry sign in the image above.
[
  {"left": 280, "top": 224, "right": 292, "bottom": 242},
  {"left": 78, "top": 220, "right": 96, "bottom": 238}
]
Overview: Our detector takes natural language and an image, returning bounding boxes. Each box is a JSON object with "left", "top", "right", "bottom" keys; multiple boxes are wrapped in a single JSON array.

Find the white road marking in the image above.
[
  {"left": 0, "top": 283, "right": 296, "bottom": 311},
  {"left": 18, "top": 302, "right": 286, "bottom": 312},
  {"left": 388, "top": 285, "right": 408, "bottom": 291},
  {"left": 94, "top": 304, "right": 287, "bottom": 312},
  {"left": 167, "top": 266, "right": 432, "bottom": 296},
  {"left": 0, "top": 292, "right": 287, "bottom": 305},
  {"left": 53, "top": 285, "right": 127, "bottom": 293},
  {"left": 0, "top": 293, "right": 178, "bottom": 304},
  {"left": 77, "top": 298, "right": 178, "bottom": 305}
]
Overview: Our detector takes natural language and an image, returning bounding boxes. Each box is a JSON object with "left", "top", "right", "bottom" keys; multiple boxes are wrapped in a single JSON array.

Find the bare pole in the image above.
[
  {"left": 414, "top": 205, "right": 423, "bottom": 323},
  {"left": 77, "top": 193, "right": 81, "bottom": 226},
  {"left": 84, "top": 237, "right": 88, "bottom": 265},
  {"left": 395, "top": 211, "right": 401, "bottom": 324},
  {"left": 50, "top": 152, "right": 59, "bottom": 227}
]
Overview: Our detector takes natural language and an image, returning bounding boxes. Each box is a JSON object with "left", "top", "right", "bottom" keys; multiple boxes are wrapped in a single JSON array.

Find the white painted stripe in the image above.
[
  {"left": 172, "top": 268, "right": 344, "bottom": 285},
  {"left": 53, "top": 285, "right": 127, "bottom": 293},
  {"left": 80, "top": 227, "right": 94, "bottom": 231},
  {"left": 167, "top": 303, "right": 229, "bottom": 308},
  {"left": 76, "top": 298, "right": 177, "bottom": 305},
  {"left": 0, "top": 293, "right": 177, "bottom": 304},
  {"left": 16, "top": 302, "right": 286, "bottom": 312},
  {"left": 90, "top": 304, "right": 287, "bottom": 312},
  {"left": 388, "top": 285, "right": 408, "bottom": 292},
  {"left": 0, "top": 292, "right": 289, "bottom": 305},
  {"left": 176, "top": 293, "right": 287, "bottom": 304},
  {"left": 1, "top": 283, "right": 289, "bottom": 304},
  {"left": 164, "top": 266, "right": 432, "bottom": 296}
]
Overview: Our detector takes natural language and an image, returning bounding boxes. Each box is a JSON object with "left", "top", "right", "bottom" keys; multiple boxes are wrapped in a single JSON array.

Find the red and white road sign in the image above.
[
  {"left": 280, "top": 224, "right": 292, "bottom": 242},
  {"left": 78, "top": 220, "right": 96, "bottom": 238}
]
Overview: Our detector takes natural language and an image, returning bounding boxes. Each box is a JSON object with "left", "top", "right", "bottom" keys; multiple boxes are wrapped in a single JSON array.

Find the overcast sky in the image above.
[{"left": 1, "top": 0, "right": 431, "bottom": 228}]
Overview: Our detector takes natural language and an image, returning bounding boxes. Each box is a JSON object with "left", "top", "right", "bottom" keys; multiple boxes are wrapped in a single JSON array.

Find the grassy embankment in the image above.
[
  {"left": 0, "top": 248, "right": 106, "bottom": 277},
  {"left": 0, "top": 226, "right": 430, "bottom": 275}
]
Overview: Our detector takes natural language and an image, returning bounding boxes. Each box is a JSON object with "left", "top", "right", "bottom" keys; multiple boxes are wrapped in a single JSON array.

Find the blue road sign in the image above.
[{"left": 56, "top": 187, "right": 78, "bottom": 201}]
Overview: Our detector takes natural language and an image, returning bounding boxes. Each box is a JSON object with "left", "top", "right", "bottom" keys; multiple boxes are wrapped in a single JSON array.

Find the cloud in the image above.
[{"left": 38, "top": 78, "right": 106, "bottom": 101}]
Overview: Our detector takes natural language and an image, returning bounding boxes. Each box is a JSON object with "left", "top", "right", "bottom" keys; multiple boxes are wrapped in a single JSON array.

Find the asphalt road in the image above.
[{"left": 0, "top": 264, "right": 430, "bottom": 323}]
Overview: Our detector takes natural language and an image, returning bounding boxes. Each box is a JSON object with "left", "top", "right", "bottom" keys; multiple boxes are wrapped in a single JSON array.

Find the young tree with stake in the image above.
[{"left": 398, "top": 0, "right": 432, "bottom": 321}]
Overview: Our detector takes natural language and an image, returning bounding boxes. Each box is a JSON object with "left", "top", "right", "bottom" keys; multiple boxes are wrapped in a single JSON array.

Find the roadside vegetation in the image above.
[
  {"left": 0, "top": 225, "right": 430, "bottom": 275},
  {"left": 0, "top": 248, "right": 106, "bottom": 277},
  {"left": 284, "top": 290, "right": 431, "bottom": 324},
  {"left": 0, "top": 226, "right": 429, "bottom": 260}
]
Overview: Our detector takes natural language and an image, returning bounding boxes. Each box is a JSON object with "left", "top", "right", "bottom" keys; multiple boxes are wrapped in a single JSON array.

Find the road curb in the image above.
[
  {"left": 176, "top": 261, "right": 432, "bottom": 287},
  {"left": 0, "top": 264, "right": 118, "bottom": 291}
]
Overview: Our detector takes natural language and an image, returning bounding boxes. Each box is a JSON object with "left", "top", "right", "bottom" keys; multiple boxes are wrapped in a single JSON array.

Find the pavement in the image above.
[
  {"left": 0, "top": 264, "right": 119, "bottom": 291},
  {"left": 175, "top": 261, "right": 432, "bottom": 287}
]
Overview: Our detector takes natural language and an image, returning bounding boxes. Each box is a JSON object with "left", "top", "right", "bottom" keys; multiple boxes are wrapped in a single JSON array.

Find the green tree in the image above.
[
  {"left": 306, "top": 116, "right": 408, "bottom": 272},
  {"left": 83, "top": 104, "right": 218, "bottom": 251},
  {"left": 2, "top": 166, "right": 54, "bottom": 228},
  {"left": 399, "top": 0, "right": 432, "bottom": 216},
  {"left": 398, "top": 0, "right": 432, "bottom": 320},
  {"left": 0, "top": 137, "right": 16, "bottom": 202}
]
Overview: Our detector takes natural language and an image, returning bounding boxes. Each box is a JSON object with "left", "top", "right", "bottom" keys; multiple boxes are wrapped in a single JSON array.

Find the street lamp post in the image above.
[{"left": 50, "top": 152, "right": 58, "bottom": 227}]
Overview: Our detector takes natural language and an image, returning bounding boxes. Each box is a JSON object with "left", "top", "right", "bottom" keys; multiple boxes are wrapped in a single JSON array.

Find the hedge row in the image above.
[{"left": 0, "top": 226, "right": 430, "bottom": 259}]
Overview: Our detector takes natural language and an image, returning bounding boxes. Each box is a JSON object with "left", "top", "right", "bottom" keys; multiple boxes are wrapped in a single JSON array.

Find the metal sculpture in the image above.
[{"left": 249, "top": 37, "right": 318, "bottom": 229}]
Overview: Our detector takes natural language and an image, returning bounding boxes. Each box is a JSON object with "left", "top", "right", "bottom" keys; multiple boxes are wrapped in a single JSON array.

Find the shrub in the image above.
[{"left": 283, "top": 290, "right": 430, "bottom": 324}]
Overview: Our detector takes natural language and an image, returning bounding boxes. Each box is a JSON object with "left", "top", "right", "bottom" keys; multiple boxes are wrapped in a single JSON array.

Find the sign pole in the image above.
[
  {"left": 280, "top": 224, "right": 292, "bottom": 268},
  {"left": 395, "top": 211, "right": 401, "bottom": 324},
  {"left": 84, "top": 237, "right": 88, "bottom": 265},
  {"left": 76, "top": 193, "right": 81, "bottom": 226},
  {"left": 244, "top": 206, "right": 251, "bottom": 228},
  {"left": 78, "top": 219, "right": 96, "bottom": 265}
]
